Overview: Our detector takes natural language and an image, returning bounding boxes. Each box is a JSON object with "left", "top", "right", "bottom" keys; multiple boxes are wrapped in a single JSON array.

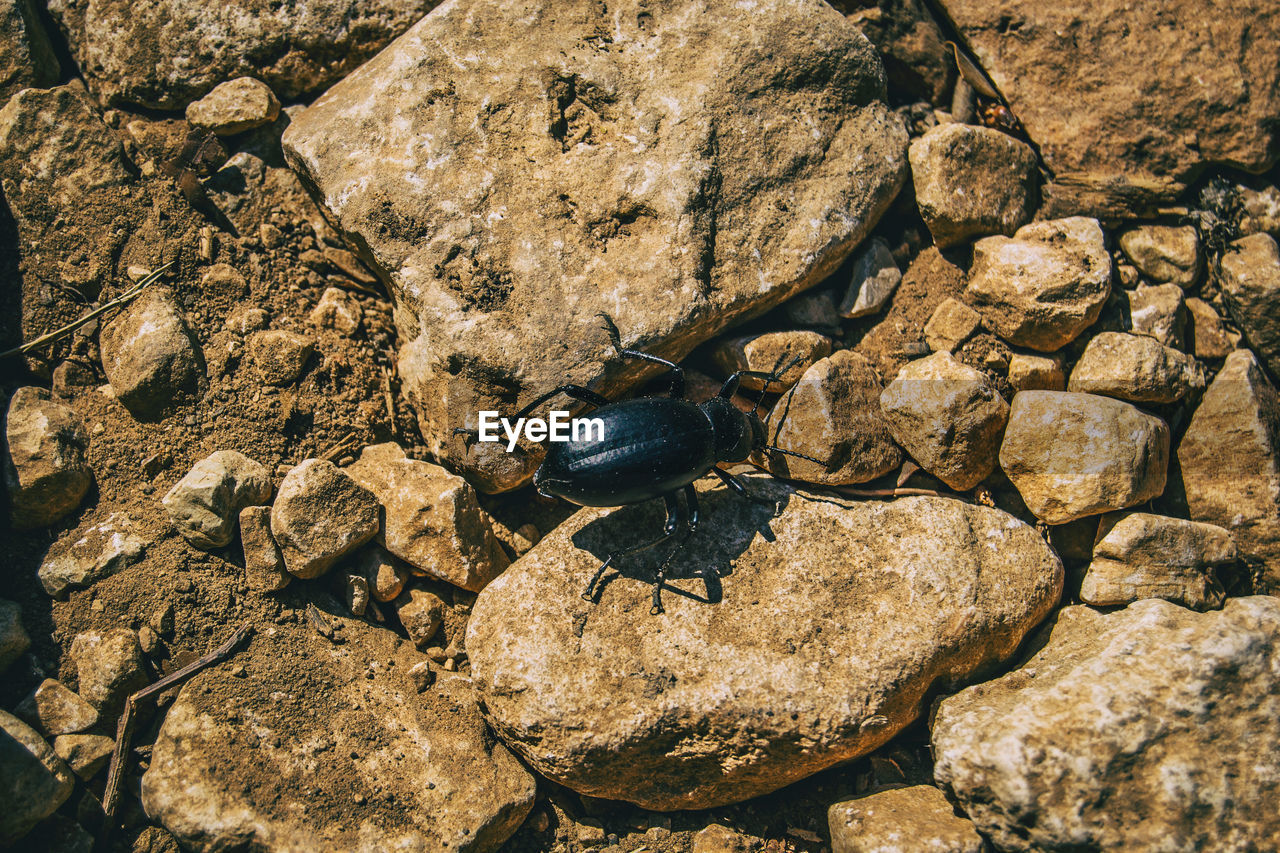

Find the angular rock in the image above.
[
  {"left": 999, "top": 391, "right": 1169, "bottom": 524},
  {"left": 1067, "top": 332, "right": 1203, "bottom": 403},
  {"left": 346, "top": 443, "right": 509, "bottom": 591},
  {"left": 967, "top": 217, "right": 1111, "bottom": 351},
  {"left": 0, "top": 710, "right": 75, "bottom": 847},
  {"left": 351, "top": 544, "right": 408, "bottom": 603},
  {"left": 1006, "top": 353, "right": 1064, "bottom": 392},
  {"left": 238, "top": 505, "right": 289, "bottom": 592},
  {"left": 908, "top": 123, "right": 1038, "bottom": 248},
  {"left": 467, "top": 483, "right": 1063, "bottom": 809},
  {"left": 923, "top": 298, "right": 980, "bottom": 354},
  {"left": 4, "top": 387, "right": 92, "bottom": 529},
  {"left": 53, "top": 733, "right": 114, "bottom": 779},
  {"left": 141, "top": 619, "right": 535, "bottom": 852},
  {"left": 836, "top": 0, "right": 951, "bottom": 106},
  {"left": 839, "top": 237, "right": 901, "bottom": 318},
  {"left": 1239, "top": 183, "right": 1280, "bottom": 237},
  {"left": 1216, "top": 233, "right": 1280, "bottom": 377},
  {"left": 100, "top": 287, "right": 204, "bottom": 420},
  {"left": 933, "top": 598, "right": 1280, "bottom": 852},
  {"left": 246, "top": 329, "right": 313, "bottom": 386},
  {"left": 185, "top": 77, "right": 281, "bottom": 136},
  {"left": 0, "top": 598, "right": 30, "bottom": 673},
  {"left": 1119, "top": 283, "right": 1185, "bottom": 348},
  {"left": 397, "top": 588, "right": 445, "bottom": 650},
  {"left": 1184, "top": 297, "right": 1233, "bottom": 360},
  {"left": 1178, "top": 349, "right": 1280, "bottom": 590},
  {"left": 199, "top": 264, "right": 248, "bottom": 302},
  {"left": 16, "top": 679, "right": 100, "bottom": 737},
  {"left": 270, "top": 459, "right": 380, "bottom": 579},
  {"left": 828, "top": 786, "right": 984, "bottom": 853},
  {"left": 47, "top": 0, "right": 440, "bottom": 109},
  {"left": 283, "top": 0, "right": 908, "bottom": 492},
  {"left": 162, "top": 451, "right": 271, "bottom": 549},
  {"left": 1080, "top": 512, "right": 1235, "bottom": 611},
  {"left": 1118, "top": 225, "right": 1201, "bottom": 287},
  {"left": 692, "top": 823, "right": 757, "bottom": 853},
  {"left": 942, "top": 0, "right": 1280, "bottom": 216},
  {"left": 758, "top": 350, "right": 901, "bottom": 485},
  {"left": 69, "top": 628, "right": 147, "bottom": 717},
  {"left": 38, "top": 512, "right": 148, "bottom": 596},
  {"left": 880, "top": 352, "right": 1009, "bottom": 491},
  {"left": 308, "top": 287, "right": 363, "bottom": 336},
  {"left": 783, "top": 291, "right": 839, "bottom": 329},
  {"left": 711, "top": 331, "right": 833, "bottom": 394},
  {"left": 0, "top": 0, "right": 59, "bottom": 101}
]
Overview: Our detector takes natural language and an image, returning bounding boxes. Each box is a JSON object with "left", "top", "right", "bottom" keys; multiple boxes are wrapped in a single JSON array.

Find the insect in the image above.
[{"left": 458, "top": 314, "right": 823, "bottom": 614}]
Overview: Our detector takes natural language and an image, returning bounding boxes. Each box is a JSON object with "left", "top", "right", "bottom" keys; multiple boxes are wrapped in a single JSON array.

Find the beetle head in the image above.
[{"left": 700, "top": 396, "right": 762, "bottom": 463}]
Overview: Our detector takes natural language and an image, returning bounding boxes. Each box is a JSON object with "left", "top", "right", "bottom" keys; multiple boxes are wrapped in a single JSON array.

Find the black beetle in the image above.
[{"left": 460, "top": 314, "right": 822, "bottom": 614}]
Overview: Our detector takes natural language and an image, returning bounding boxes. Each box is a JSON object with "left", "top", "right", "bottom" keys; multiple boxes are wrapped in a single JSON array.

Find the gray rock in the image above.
[
  {"left": 0, "top": 710, "right": 75, "bottom": 847},
  {"left": 0, "top": 0, "right": 59, "bottom": 101},
  {"left": 1118, "top": 224, "right": 1202, "bottom": 287},
  {"left": 1080, "top": 512, "right": 1235, "bottom": 611},
  {"left": 710, "top": 332, "right": 833, "bottom": 393},
  {"left": 246, "top": 329, "right": 313, "bottom": 386},
  {"left": 38, "top": 513, "right": 148, "bottom": 597},
  {"left": 1216, "top": 233, "right": 1280, "bottom": 377},
  {"left": 0, "top": 598, "right": 30, "bottom": 673},
  {"left": 283, "top": 0, "right": 908, "bottom": 493},
  {"left": 69, "top": 628, "right": 147, "bottom": 716},
  {"left": 967, "top": 217, "right": 1111, "bottom": 351},
  {"left": 828, "top": 785, "right": 984, "bottom": 853},
  {"left": 239, "top": 505, "right": 290, "bottom": 592},
  {"left": 100, "top": 287, "right": 204, "bottom": 420},
  {"left": 999, "top": 391, "right": 1169, "bottom": 524},
  {"left": 783, "top": 291, "right": 840, "bottom": 329},
  {"left": 467, "top": 482, "right": 1062, "bottom": 809},
  {"left": 16, "top": 679, "right": 100, "bottom": 737},
  {"left": 757, "top": 350, "right": 902, "bottom": 486},
  {"left": 162, "top": 451, "right": 271, "bottom": 549},
  {"left": 270, "top": 459, "right": 380, "bottom": 579},
  {"left": 908, "top": 123, "right": 1038, "bottom": 249},
  {"left": 933, "top": 598, "right": 1280, "bottom": 852},
  {"left": 141, "top": 618, "right": 535, "bottom": 852},
  {"left": 4, "top": 387, "right": 93, "bottom": 529},
  {"left": 923, "top": 298, "right": 981, "bottom": 354},
  {"left": 47, "top": 0, "right": 440, "bottom": 109},
  {"left": 839, "top": 237, "right": 902, "bottom": 318},
  {"left": 1178, "top": 349, "right": 1280, "bottom": 592},
  {"left": 1067, "top": 332, "right": 1203, "bottom": 403},
  {"left": 880, "top": 352, "right": 1009, "bottom": 491},
  {"left": 53, "top": 733, "right": 114, "bottom": 779},
  {"left": 185, "top": 77, "right": 281, "bottom": 136}
]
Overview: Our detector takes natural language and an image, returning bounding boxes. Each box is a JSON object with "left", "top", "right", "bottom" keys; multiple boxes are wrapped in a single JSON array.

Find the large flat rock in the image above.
[
  {"left": 283, "top": 0, "right": 908, "bottom": 492},
  {"left": 466, "top": 480, "right": 1063, "bottom": 810}
]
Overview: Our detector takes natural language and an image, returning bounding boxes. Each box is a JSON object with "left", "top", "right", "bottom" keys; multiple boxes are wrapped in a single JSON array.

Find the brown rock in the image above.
[
  {"left": 3, "top": 387, "right": 92, "bottom": 529},
  {"left": 100, "top": 287, "right": 204, "bottom": 420},
  {"left": 710, "top": 331, "right": 834, "bottom": 393},
  {"left": 923, "top": 298, "right": 981, "bottom": 354},
  {"left": 270, "top": 459, "right": 380, "bottom": 579},
  {"left": 1216, "top": 233, "right": 1280, "bottom": 378},
  {"left": 350, "top": 544, "right": 408, "bottom": 603},
  {"left": 828, "top": 785, "right": 984, "bottom": 853},
  {"left": 68, "top": 628, "right": 147, "bottom": 716},
  {"left": 162, "top": 450, "right": 272, "bottom": 549},
  {"left": 839, "top": 237, "right": 902, "bottom": 319},
  {"left": 0, "top": 0, "right": 58, "bottom": 101},
  {"left": 1006, "top": 353, "right": 1064, "bottom": 392},
  {"left": 53, "top": 733, "right": 114, "bottom": 780},
  {"left": 308, "top": 287, "right": 363, "bottom": 336},
  {"left": 396, "top": 588, "right": 445, "bottom": 649},
  {"left": 1067, "top": 332, "right": 1203, "bottom": 404},
  {"left": 1184, "top": 298, "right": 1233, "bottom": 360},
  {"left": 0, "top": 710, "right": 75, "bottom": 847},
  {"left": 247, "top": 329, "right": 313, "bottom": 386},
  {"left": 15, "top": 679, "right": 99, "bottom": 737},
  {"left": 0, "top": 599, "right": 29, "bottom": 673},
  {"left": 185, "top": 77, "right": 281, "bottom": 136},
  {"left": 1118, "top": 225, "right": 1202, "bottom": 287},
  {"left": 239, "top": 505, "right": 290, "bottom": 592},
  {"left": 1119, "top": 283, "right": 1185, "bottom": 348}
]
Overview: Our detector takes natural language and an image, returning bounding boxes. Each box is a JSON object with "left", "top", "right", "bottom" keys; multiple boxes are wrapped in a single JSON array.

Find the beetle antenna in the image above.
[
  {"left": 766, "top": 445, "right": 827, "bottom": 466},
  {"left": 596, "top": 311, "right": 624, "bottom": 355},
  {"left": 749, "top": 354, "right": 804, "bottom": 415}
]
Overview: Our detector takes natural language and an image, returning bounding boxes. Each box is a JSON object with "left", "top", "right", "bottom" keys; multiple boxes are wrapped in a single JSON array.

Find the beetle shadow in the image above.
[{"left": 570, "top": 478, "right": 790, "bottom": 608}]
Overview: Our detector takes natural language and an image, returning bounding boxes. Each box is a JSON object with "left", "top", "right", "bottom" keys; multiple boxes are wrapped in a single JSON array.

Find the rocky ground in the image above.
[{"left": 2, "top": 0, "right": 1279, "bottom": 851}]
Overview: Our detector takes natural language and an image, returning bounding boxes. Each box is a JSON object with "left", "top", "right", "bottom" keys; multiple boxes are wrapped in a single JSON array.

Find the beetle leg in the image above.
[
  {"left": 597, "top": 312, "right": 685, "bottom": 398},
  {"left": 511, "top": 384, "right": 610, "bottom": 421},
  {"left": 713, "top": 467, "right": 776, "bottom": 509},
  {"left": 649, "top": 486, "right": 700, "bottom": 615},
  {"left": 582, "top": 492, "right": 684, "bottom": 602}
]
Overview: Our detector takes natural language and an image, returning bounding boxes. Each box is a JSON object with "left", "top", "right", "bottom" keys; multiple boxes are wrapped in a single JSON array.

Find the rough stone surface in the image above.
[
  {"left": 100, "top": 287, "right": 205, "bottom": 420},
  {"left": 308, "top": 287, "right": 363, "bottom": 336},
  {"left": 350, "top": 544, "right": 408, "bottom": 603},
  {"left": 0, "top": 0, "right": 59, "bottom": 101},
  {"left": 692, "top": 823, "right": 758, "bottom": 853},
  {"left": 0, "top": 709, "right": 75, "bottom": 847},
  {"left": 1118, "top": 225, "right": 1201, "bottom": 287},
  {"left": 467, "top": 482, "right": 1062, "bottom": 809},
  {"left": 247, "top": 330, "right": 314, "bottom": 386},
  {"left": 933, "top": 598, "right": 1280, "bottom": 852},
  {"left": 47, "top": 0, "right": 441, "bottom": 109},
  {"left": 1006, "top": 353, "right": 1064, "bottom": 392},
  {"left": 967, "top": 217, "right": 1111, "bottom": 351},
  {"left": 1239, "top": 183, "right": 1280, "bottom": 237},
  {"left": 396, "top": 588, "right": 445, "bottom": 649},
  {"left": 69, "top": 628, "right": 147, "bottom": 716},
  {"left": 39, "top": 512, "right": 148, "bottom": 596},
  {"left": 141, "top": 620, "right": 535, "bottom": 853},
  {"left": 908, "top": 123, "right": 1038, "bottom": 249},
  {"left": 943, "top": 0, "right": 1280, "bottom": 216},
  {"left": 53, "top": 733, "right": 114, "bottom": 779},
  {"left": 999, "top": 391, "right": 1169, "bottom": 524},
  {"left": 923, "top": 298, "right": 981, "bottom": 354},
  {"left": 1080, "top": 512, "right": 1235, "bottom": 610},
  {"left": 15, "top": 679, "right": 99, "bottom": 737},
  {"left": 185, "top": 77, "right": 281, "bottom": 136},
  {"left": 4, "top": 386, "right": 93, "bottom": 529},
  {"left": 270, "top": 459, "right": 380, "bottom": 579},
  {"left": 828, "top": 786, "right": 984, "bottom": 853},
  {"left": 840, "top": 237, "right": 901, "bottom": 318},
  {"left": 1178, "top": 349, "right": 1280, "bottom": 591},
  {"left": 0, "top": 598, "right": 30, "bottom": 673},
  {"left": 1067, "top": 332, "right": 1203, "bottom": 403},
  {"left": 239, "top": 505, "right": 290, "bottom": 592},
  {"left": 1184, "top": 297, "right": 1233, "bottom": 360},
  {"left": 711, "top": 332, "right": 833, "bottom": 393},
  {"left": 880, "top": 352, "right": 1009, "bottom": 491},
  {"left": 783, "top": 291, "right": 840, "bottom": 330},
  {"left": 283, "top": 0, "right": 908, "bottom": 492},
  {"left": 1115, "top": 283, "right": 1185, "bottom": 348},
  {"left": 162, "top": 451, "right": 271, "bottom": 549},
  {"left": 758, "top": 350, "right": 901, "bottom": 485},
  {"left": 346, "top": 443, "right": 510, "bottom": 591},
  {"left": 1216, "top": 233, "right": 1280, "bottom": 378}
]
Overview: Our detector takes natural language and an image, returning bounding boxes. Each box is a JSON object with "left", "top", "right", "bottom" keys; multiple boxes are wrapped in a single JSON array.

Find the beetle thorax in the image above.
[{"left": 699, "top": 396, "right": 763, "bottom": 463}]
